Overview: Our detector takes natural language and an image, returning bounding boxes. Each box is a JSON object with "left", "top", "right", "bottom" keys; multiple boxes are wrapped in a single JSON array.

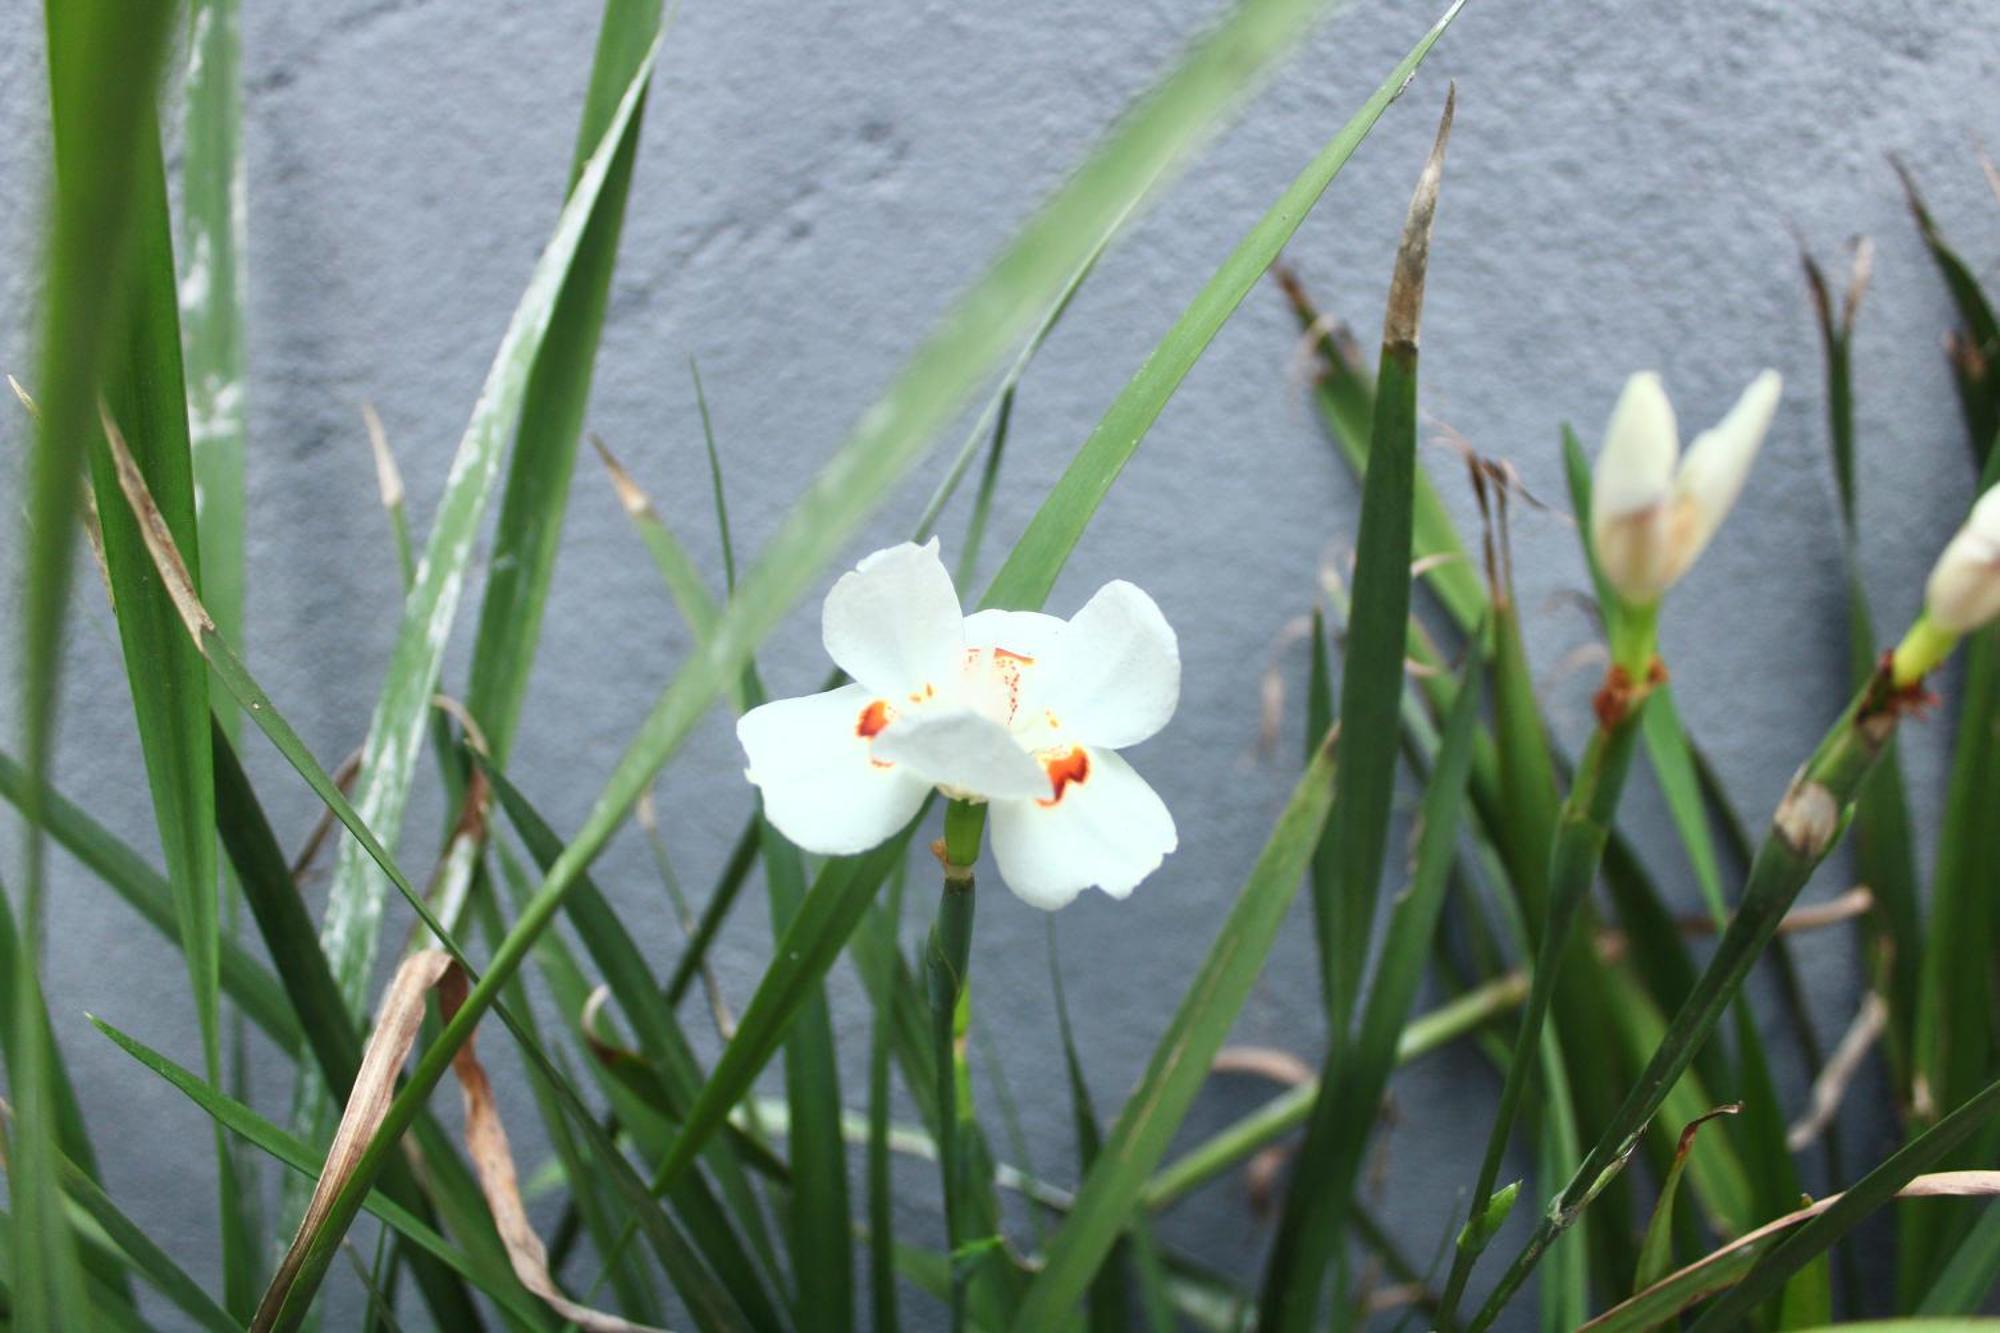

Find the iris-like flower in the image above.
[
  {"left": 1922, "top": 482, "right": 2000, "bottom": 633},
  {"left": 737, "top": 539, "right": 1179, "bottom": 910},
  {"left": 1591, "top": 369, "right": 1782, "bottom": 606}
]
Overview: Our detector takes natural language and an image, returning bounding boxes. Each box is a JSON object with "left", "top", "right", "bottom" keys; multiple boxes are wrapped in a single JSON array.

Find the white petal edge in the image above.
[
  {"left": 737, "top": 684, "right": 930, "bottom": 856},
  {"left": 987, "top": 748, "right": 1177, "bottom": 911},
  {"left": 1927, "top": 483, "right": 2000, "bottom": 633},
  {"left": 871, "top": 708, "right": 1048, "bottom": 800},
  {"left": 1669, "top": 369, "right": 1780, "bottom": 580},
  {"left": 1041, "top": 581, "right": 1180, "bottom": 749},
  {"left": 821, "top": 538, "right": 965, "bottom": 700}
]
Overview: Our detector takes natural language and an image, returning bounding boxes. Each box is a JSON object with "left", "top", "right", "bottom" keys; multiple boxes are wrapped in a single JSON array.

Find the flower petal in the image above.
[
  {"left": 988, "top": 748, "right": 1177, "bottom": 910},
  {"left": 1926, "top": 482, "right": 2000, "bottom": 633},
  {"left": 961, "top": 608, "right": 1066, "bottom": 657},
  {"left": 1039, "top": 581, "right": 1180, "bottom": 749},
  {"left": 738, "top": 684, "right": 930, "bottom": 855},
  {"left": 1591, "top": 371, "right": 1681, "bottom": 604},
  {"left": 1668, "top": 369, "right": 1780, "bottom": 581},
  {"left": 822, "top": 539, "right": 964, "bottom": 700},
  {"left": 871, "top": 708, "right": 1048, "bottom": 800}
]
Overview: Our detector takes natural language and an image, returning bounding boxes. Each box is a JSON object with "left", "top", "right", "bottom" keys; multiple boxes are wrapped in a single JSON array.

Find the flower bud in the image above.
[
  {"left": 1590, "top": 369, "right": 1781, "bottom": 606},
  {"left": 1923, "top": 482, "right": 2000, "bottom": 634}
]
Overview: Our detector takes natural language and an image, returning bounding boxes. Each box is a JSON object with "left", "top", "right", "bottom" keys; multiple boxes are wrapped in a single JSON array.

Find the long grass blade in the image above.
[
  {"left": 306, "top": 33, "right": 663, "bottom": 1074},
  {"left": 1263, "top": 89, "right": 1457, "bottom": 1332},
  {"left": 14, "top": 2, "right": 185, "bottom": 1321},
  {"left": 464, "top": 0, "right": 662, "bottom": 761}
]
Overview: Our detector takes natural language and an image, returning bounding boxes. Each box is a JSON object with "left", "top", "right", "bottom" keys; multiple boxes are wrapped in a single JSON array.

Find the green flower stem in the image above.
[
  {"left": 929, "top": 798, "right": 985, "bottom": 1332},
  {"left": 1891, "top": 613, "right": 1958, "bottom": 688},
  {"left": 1465, "top": 659, "right": 1915, "bottom": 1331},
  {"left": 1434, "top": 671, "right": 1650, "bottom": 1323}
]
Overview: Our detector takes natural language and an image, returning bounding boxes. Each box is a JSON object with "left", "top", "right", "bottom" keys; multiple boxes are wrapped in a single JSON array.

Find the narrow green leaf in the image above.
[
  {"left": 1142, "top": 971, "right": 1527, "bottom": 1211},
  {"left": 179, "top": 0, "right": 249, "bottom": 667},
  {"left": 981, "top": 9, "right": 1463, "bottom": 615},
  {"left": 1011, "top": 734, "right": 1340, "bottom": 1330},
  {"left": 1895, "top": 160, "right": 2000, "bottom": 466},
  {"left": 308, "top": 30, "right": 664, "bottom": 1042},
  {"left": 463, "top": 0, "right": 662, "bottom": 762},
  {"left": 17, "top": 3, "right": 186, "bottom": 1319}
]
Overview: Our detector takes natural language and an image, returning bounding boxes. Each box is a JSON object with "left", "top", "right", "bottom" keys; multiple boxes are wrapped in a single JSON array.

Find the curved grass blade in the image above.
[
  {"left": 464, "top": 0, "right": 662, "bottom": 762},
  {"left": 1141, "top": 970, "right": 1526, "bottom": 1210},
  {"left": 42, "top": 1134, "right": 240, "bottom": 1333},
  {"left": 306, "top": 26, "right": 663, "bottom": 1047}
]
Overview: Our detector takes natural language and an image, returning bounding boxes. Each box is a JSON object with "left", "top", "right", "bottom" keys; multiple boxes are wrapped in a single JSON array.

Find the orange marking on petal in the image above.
[
  {"left": 856, "top": 699, "right": 894, "bottom": 739},
  {"left": 993, "top": 647, "right": 1036, "bottom": 664},
  {"left": 1038, "top": 747, "right": 1090, "bottom": 807}
]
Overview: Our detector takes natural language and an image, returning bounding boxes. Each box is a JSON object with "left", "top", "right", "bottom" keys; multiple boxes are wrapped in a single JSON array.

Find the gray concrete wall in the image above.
[{"left": 3, "top": 1, "right": 1997, "bottom": 1327}]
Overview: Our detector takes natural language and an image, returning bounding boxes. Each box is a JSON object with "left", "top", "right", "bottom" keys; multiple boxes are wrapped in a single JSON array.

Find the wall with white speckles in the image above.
[{"left": 3, "top": 2, "right": 1996, "bottom": 1327}]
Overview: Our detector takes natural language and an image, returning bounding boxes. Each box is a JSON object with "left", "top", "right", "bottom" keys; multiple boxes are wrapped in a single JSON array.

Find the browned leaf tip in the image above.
[
  {"left": 1382, "top": 84, "right": 1454, "bottom": 351},
  {"left": 591, "top": 433, "right": 657, "bottom": 518}
]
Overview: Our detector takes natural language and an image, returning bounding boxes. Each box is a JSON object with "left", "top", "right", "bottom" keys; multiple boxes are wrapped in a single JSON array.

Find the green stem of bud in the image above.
[{"left": 1891, "top": 613, "right": 1958, "bottom": 688}]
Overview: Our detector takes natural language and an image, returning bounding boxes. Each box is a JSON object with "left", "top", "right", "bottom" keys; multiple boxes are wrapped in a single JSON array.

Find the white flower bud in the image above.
[
  {"left": 1590, "top": 370, "right": 1781, "bottom": 606},
  {"left": 1924, "top": 482, "right": 2000, "bottom": 634}
]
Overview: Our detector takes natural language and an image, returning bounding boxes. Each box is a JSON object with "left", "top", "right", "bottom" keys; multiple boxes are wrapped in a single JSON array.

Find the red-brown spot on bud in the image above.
[{"left": 1039, "top": 747, "right": 1090, "bottom": 807}]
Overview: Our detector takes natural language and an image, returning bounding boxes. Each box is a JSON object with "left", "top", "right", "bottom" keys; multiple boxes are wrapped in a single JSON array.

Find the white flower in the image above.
[
  {"left": 1924, "top": 482, "right": 2000, "bottom": 634},
  {"left": 737, "top": 539, "right": 1180, "bottom": 910},
  {"left": 1591, "top": 369, "right": 1781, "bottom": 605}
]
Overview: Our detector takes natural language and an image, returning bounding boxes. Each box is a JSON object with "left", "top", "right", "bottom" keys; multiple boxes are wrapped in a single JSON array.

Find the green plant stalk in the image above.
[
  {"left": 1468, "top": 660, "right": 1915, "bottom": 1330},
  {"left": 1440, "top": 600, "right": 1656, "bottom": 1320},
  {"left": 868, "top": 861, "right": 908, "bottom": 1333},
  {"left": 929, "top": 800, "right": 986, "bottom": 1332}
]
